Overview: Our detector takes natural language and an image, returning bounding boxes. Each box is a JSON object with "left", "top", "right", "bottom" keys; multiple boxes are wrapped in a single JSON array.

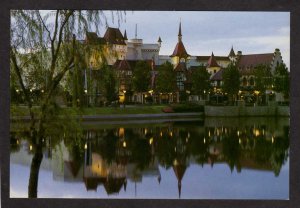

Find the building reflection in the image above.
[{"left": 10, "top": 117, "right": 289, "bottom": 198}]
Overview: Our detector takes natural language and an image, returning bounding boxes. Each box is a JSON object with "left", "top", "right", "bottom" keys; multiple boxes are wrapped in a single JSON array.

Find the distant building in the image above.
[{"left": 81, "top": 23, "right": 285, "bottom": 104}]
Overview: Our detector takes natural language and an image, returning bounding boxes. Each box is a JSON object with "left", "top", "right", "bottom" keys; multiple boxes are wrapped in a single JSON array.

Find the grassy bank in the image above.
[{"left": 10, "top": 105, "right": 168, "bottom": 116}]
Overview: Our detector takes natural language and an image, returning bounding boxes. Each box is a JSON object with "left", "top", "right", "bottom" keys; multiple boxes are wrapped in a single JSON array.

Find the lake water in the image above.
[{"left": 10, "top": 117, "right": 289, "bottom": 199}]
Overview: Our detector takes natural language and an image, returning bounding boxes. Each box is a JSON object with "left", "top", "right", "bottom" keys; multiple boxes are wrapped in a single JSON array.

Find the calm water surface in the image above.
[{"left": 10, "top": 117, "right": 289, "bottom": 199}]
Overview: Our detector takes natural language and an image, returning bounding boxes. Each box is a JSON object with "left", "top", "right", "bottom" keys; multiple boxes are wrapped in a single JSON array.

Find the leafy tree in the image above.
[
  {"left": 191, "top": 65, "right": 210, "bottom": 98},
  {"left": 10, "top": 10, "right": 124, "bottom": 133},
  {"left": 273, "top": 63, "right": 290, "bottom": 99},
  {"left": 156, "top": 61, "right": 176, "bottom": 93},
  {"left": 10, "top": 10, "right": 124, "bottom": 198},
  {"left": 222, "top": 63, "right": 240, "bottom": 103},
  {"left": 132, "top": 60, "right": 151, "bottom": 92},
  {"left": 253, "top": 64, "right": 272, "bottom": 93},
  {"left": 103, "top": 67, "right": 118, "bottom": 103}
]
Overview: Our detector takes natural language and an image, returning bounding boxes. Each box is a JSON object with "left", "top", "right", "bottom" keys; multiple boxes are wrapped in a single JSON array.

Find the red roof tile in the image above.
[
  {"left": 103, "top": 27, "right": 126, "bottom": 45},
  {"left": 170, "top": 41, "right": 190, "bottom": 58},
  {"left": 196, "top": 56, "right": 229, "bottom": 62},
  {"left": 237, "top": 53, "right": 274, "bottom": 69},
  {"left": 207, "top": 52, "right": 220, "bottom": 68}
]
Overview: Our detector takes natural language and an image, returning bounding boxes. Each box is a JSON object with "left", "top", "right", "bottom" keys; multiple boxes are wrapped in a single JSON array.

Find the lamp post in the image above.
[
  {"left": 238, "top": 90, "right": 242, "bottom": 101},
  {"left": 84, "top": 89, "right": 88, "bottom": 106},
  {"left": 123, "top": 90, "right": 126, "bottom": 107},
  {"left": 254, "top": 90, "right": 260, "bottom": 106}
]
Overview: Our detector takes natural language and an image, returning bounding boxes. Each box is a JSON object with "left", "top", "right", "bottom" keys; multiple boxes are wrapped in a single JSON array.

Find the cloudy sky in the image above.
[{"left": 96, "top": 11, "right": 290, "bottom": 68}]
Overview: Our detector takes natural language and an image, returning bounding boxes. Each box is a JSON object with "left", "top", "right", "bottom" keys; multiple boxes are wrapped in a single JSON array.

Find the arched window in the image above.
[{"left": 243, "top": 77, "right": 247, "bottom": 86}]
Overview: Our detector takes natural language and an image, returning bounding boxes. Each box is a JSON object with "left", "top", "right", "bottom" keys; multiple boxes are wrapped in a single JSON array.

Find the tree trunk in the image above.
[{"left": 28, "top": 140, "right": 43, "bottom": 198}]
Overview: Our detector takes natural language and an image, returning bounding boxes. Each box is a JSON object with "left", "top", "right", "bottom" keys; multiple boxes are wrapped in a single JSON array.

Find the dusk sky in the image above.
[{"left": 96, "top": 11, "right": 290, "bottom": 68}]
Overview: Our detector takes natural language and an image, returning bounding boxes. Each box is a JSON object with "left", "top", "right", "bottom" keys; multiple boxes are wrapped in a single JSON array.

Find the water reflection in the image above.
[{"left": 10, "top": 117, "right": 289, "bottom": 199}]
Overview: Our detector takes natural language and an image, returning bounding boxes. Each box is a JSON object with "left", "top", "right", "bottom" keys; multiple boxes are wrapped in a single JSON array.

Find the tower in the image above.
[
  {"left": 170, "top": 21, "right": 190, "bottom": 66},
  {"left": 228, "top": 46, "right": 236, "bottom": 63},
  {"left": 157, "top": 36, "right": 162, "bottom": 48}
]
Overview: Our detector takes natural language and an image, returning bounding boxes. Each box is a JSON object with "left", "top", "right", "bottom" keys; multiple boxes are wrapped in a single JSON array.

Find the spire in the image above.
[
  {"left": 207, "top": 52, "right": 220, "bottom": 68},
  {"left": 178, "top": 180, "right": 182, "bottom": 199},
  {"left": 178, "top": 20, "right": 182, "bottom": 41},
  {"left": 228, "top": 46, "right": 235, "bottom": 57},
  {"left": 157, "top": 36, "right": 162, "bottom": 43},
  {"left": 135, "top": 24, "right": 137, "bottom": 39},
  {"left": 123, "top": 30, "right": 128, "bottom": 40}
]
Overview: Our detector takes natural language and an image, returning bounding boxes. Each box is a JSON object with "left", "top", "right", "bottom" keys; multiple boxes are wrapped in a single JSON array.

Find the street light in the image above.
[{"left": 254, "top": 90, "right": 260, "bottom": 106}]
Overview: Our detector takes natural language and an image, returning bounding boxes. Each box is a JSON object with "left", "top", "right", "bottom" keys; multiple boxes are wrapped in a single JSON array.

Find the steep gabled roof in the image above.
[
  {"left": 170, "top": 41, "right": 190, "bottom": 58},
  {"left": 103, "top": 27, "right": 126, "bottom": 45},
  {"left": 174, "top": 62, "right": 187, "bottom": 72},
  {"left": 104, "top": 177, "right": 126, "bottom": 195},
  {"left": 237, "top": 53, "right": 274, "bottom": 69},
  {"left": 85, "top": 32, "right": 105, "bottom": 44},
  {"left": 210, "top": 68, "right": 224, "bottom": 81},
  {"left": 207, "top": 52, "right": 220, "bottom": 68},
  {"left": 196, "top": 56, "right": 229, "bottom": 62},
  {"left": 113, "top": 59, "right": 132, "bottom": 71}
]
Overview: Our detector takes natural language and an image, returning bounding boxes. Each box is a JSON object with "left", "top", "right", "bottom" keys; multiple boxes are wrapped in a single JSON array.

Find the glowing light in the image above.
[
  {"left": 204, "top": 138, "right": 206, "bottom": 144},
  {"left": 169, "top": 132, "right": 173, "bottom": 137},
  {"left": 123, "top": 141, "right": 127, "bottom": 148},
  {"left": 255, "top": 130, "right": 260, "bottom": 137},
  {"left": 29, "top": 145, "right": 33, "bottom": 151},
  {"left": 84, "top": 143, "right": 87, "bottom": 150},
  {"left": 160, "top": 132, "right": 162, "bottom": 137},
  {"left": 237, "top": 131, "right": 240, "bottom": 136},
  {"left": 30, "top": 89, "right": 33, "bottom": 92},
  {"left": 239, "top": 139, "right": 242, "bottom": 144},
  {"left": 84, "top": 89, "right": 88, "bottom": 94},
  {"left": 272, "top": 136, "right": 274, "bottom": 143},
  {"left": 149, "top": 137, "right": 153, "bottom": 145},
  {"left": 41, "top": 89, "right": 44, "bottom": 93},
  {"left": 16, "top": 140, "right": 19, "bottom": 145}
]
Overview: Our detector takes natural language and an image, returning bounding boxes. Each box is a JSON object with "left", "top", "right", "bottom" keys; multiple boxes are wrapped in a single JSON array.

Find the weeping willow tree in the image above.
[{"left": 10, "top": 10, "right": 125, "bottom": 198}]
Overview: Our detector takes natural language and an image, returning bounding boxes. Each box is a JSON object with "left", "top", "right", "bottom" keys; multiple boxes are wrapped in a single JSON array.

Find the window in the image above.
[
  {"left": 243, "top": 77, "right": 247, "bottom": 86},
  {"left": 176, "top": 72, "right": 185, "bottom": 91},
  {"left": 214, "top": 70, "right": 216, "bottom": 74},
  {"left": 249, "top": 77, "right": 254, "bottom": 86}
]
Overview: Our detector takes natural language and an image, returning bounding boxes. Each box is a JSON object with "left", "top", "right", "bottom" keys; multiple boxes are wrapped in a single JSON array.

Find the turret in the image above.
[
  {"left": 123, "top": 30, "right": 128, "bottom": 43},
  {"left": 228, "top": 46, "right": 236, "bottom": 63},
  {"left": 157, "top": 36, "right": 162, "bottom": 48},
  {"left": 178, "top": 21, "right": 182, "bottom": 42}
]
